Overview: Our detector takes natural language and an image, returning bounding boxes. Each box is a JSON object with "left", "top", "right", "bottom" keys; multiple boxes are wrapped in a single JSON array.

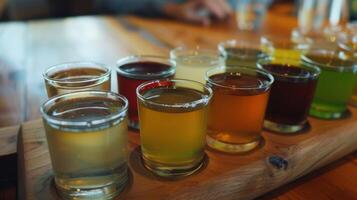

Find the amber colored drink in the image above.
[
  {"left": 44, "top": 62, "right": 111, "bottom": 97},
  {"left": 137, "top": 79, "right": 212, "bottom": 177},
  {"left": 206, "top": 67, "right": 273, "bottom": 153},
  {"left": 41, "top": 91, "right": 128, "bottom": 199}
]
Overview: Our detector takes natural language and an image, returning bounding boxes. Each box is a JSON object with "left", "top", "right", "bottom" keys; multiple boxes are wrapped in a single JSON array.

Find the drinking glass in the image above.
[
  {"left": 206, "top": 67, "right": 273, "bottom": 153},
  {"left": 260, "top": 36, "right": 311, "bottom": 66},
  {"left": 258, "top": 59, "right": 320, "bottom": 133},
  {"left": 303, "top": 50, "right": 357, "bottom": 119},
  {"left": 218, "top": 39, "right": 268, "bottom": 67},
  {"left": 235, "top": 0, "right": 269, "bottom": 31},
  {"left": 43, "top": 61, "right": 111, "bottom": 97},
  {"left": 41, "top": 91, "right": 129, "bottom": 199},
  {"left": 137, "top": 79, "right": 212, "bottom": 177},
  {"left": 170, "top": 47, "right": 223, "bottom": 83},
  {"left": 116, "top": 55, "right": 175, "bottom": 129}
]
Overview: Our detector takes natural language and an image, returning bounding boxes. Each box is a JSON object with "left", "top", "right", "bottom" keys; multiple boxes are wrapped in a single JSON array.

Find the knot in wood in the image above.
[{"left": 268, "top": 156, "right": 288, "bottom": 170}]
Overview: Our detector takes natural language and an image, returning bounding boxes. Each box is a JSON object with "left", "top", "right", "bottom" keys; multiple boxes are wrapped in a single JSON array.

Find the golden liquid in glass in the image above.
[
  {"left": 138, "top": 87, "right": 208, "bottom": 176},
  {"left": 45, "top": 68, "right": 110, "bottom": 97}
]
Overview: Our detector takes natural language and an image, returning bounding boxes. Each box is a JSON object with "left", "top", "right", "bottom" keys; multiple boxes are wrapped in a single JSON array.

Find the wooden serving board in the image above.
[{"left": 17, "top": 108, "right": 357, "bottom": 200}]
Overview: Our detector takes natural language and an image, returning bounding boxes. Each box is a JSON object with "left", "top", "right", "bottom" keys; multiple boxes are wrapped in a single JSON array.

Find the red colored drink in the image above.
[{"left": 116, "top": 56, "right": 175, "bottom": 129}]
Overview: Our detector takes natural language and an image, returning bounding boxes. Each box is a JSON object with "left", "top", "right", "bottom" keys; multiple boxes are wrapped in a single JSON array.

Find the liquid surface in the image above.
[
  {"left": 49, "top": 68, "right": 106, "bottom": 81},
  {"left": 45, "top": 68, "right": 110, "bottom": 97},
  {"left": 139, "top": 87, "right": 208, "bottom": 169},
  {"left": 47, "top": 97, "right": 124, "bottom": 126},
  {"left": 208, "top": 73, "right": 269, "bottom": 95},
  {"left": 224, "top": 48, "right": 264, "bottom": 58},
  {"left": 141, "top": 87, "right": 207, "bottom": 112},
  {"left": 305, "top": 54, "right": 355, "bottom": 70},
  {"left": 263, "top": 64, "right": 313, "bottom": 80},
  {"left": 223, "top": 48, "right": 267, "bottom": 67},
  {"left": 118, "top": 61, "right": 173, "bottom": 78}
]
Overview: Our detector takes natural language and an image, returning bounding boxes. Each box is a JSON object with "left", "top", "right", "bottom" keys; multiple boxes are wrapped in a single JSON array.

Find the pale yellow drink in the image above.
[{"left": 170, "top": 48, "right": 223, "bottom": 83}]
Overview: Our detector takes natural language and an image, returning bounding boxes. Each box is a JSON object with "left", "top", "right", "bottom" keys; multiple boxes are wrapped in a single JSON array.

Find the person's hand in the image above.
[{"left": 163, "top": 0, "right": 233, "bottom": 26}]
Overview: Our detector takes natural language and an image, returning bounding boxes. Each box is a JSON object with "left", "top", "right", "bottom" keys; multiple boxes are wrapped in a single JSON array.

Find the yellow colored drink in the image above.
[{"left": 137, "top": 79, "right": 212, "bottom": 177}]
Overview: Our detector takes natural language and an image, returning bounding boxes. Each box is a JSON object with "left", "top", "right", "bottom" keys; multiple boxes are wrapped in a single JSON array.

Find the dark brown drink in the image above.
[{"left": 260, "top": 63, "right": 320, "bottom": 133}]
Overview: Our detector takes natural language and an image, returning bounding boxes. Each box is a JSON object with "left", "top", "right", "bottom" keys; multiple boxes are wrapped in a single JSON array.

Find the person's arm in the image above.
[
  {"left": 94, "top": 0, "right": 182, "bottom": 17},
  {"left": 7, "top": 0, "right": 50, "bottom": 20}
]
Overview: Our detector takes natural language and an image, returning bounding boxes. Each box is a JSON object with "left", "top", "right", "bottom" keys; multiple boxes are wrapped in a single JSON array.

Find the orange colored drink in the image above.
[{"left": 206, "top": 67, "right": 273, "bottom": 153}]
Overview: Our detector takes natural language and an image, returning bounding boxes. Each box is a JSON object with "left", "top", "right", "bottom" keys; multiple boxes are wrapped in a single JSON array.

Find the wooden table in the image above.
[{"left": 0, "top": 4, "right": 356, "bottom": 200}]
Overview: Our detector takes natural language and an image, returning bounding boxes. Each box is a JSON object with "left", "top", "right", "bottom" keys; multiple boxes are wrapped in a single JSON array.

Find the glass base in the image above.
[
  {"left": 206, "top": 135, "right": 261, "bottom": 153},
  {"left": 264, "top": 120, "right": 306, "bottom": 133},
  {"left": 128, "top": 119, "right": 139, "bottom": 130},
  {"left": 54, "top": 171, "right": 128, "bottom": 199},
  {"left": 142, "top": 155, "right": 204, "bottom": 178},
  {"left": 309, "top": 107, "right": 347, "bottom": 119}
]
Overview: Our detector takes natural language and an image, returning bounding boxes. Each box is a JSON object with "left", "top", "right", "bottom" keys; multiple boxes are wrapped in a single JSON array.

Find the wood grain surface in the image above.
[
  {"left": 0, "top": 3, "right": 356, "bottom": 199},
  {"left": 17, "top": 106, "right": 357, "bottom": 200}
]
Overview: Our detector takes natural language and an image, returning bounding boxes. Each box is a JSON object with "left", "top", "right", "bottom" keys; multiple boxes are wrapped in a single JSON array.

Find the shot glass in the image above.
[
  {"left": 170, "top": 47, "right": 223, "bottom": 83},
  {"left": 206, "top": 67, "right": 273, "bottom": 153},
  {"left": 303, "top": 50, "right": 357, "bottom": 119},
  {"left": 261, "top": 36, "right": 311, "bottom": 66},
  {"left": 43, "top": 61, "right": 111, "bottom": 97},
  {"left": 257, "top": 59, "right": 320, "bottom": 133},
  {"left": 40, "top": 91, "right": 129, "bottom": 199},
  {"left": 116, "top": 55, "right": 175, "bottom": 129},
  {"left": 218, "top": 39, "right": 268, "bottom": 67},
  {"left": 137, "top": 79, "right": 212, "bottom": 177}
]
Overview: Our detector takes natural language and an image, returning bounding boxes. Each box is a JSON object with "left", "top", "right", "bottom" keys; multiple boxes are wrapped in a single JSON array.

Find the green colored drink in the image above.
[{"left": 302, "top": 52, "right": 357, "bottom": 119}]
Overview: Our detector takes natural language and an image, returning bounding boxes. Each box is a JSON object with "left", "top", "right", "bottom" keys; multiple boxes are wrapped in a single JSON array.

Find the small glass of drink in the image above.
[
  {"left": 43, "top": 61, "right": 111, "bottom": 97},
  {"left": 218, "top": 39, "right": 268, "bottom": 67},
  {"left": 41, "top": 91, "right": 129, "bottom": 199},
  {"left": 206, "top": 67, "right": 273, "bottom": 153},
  {"left": 116, "top": 55, "right": 175, "bottom": 129},
  {"left": 303, "top": 50, "right": 357, "bottom": 119},
  {"left": 258, "top": 59, "right": 320, "bottom": 133},
  {"left": 170, "top": 47, "right": 223, "bottom": 83},
  {"left": 261, "top": 36, "right": 311, "bottom": 66},
  {"left": 137, "top": 79, "right": 212, "bottom": 177}
]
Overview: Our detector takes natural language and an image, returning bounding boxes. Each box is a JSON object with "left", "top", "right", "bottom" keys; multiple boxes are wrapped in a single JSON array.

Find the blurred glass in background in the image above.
[
  {"left": 235, "top": 0, "right": 270, "bottom": 31},
  {"left": 297, "top": 0, "right": 350, "bottom": 33}
]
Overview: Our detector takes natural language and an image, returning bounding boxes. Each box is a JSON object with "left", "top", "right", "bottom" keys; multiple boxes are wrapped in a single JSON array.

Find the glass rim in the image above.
[
  {"left": 116, "top": 55, "right": 175, "bottom": 80},
  {"left": 170, "top": 46, "right": 221, "bottom": 63},
  {"left": 43, "top": 61, "right": 111, "bottom": 84},
  {"left": 217, "top": 39, "right": 267, "bottom": 57},
  {"left": 136, "top": 78, "right": 213, "bottom": 109},
  {"left": 257, "top": 59, "right": 321, "bottom": 80},
  {"left": 40, "top": 91, "right": 128, "bottom": 128},
  {"left": 301, "top": 50, "right": 357, "bottom": 72},
  {"left": 261, "top": 35, "right": 312, "bottom": 50},
  {"left": 205, "top": 66, "right": 274, "bottom": 90}
]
